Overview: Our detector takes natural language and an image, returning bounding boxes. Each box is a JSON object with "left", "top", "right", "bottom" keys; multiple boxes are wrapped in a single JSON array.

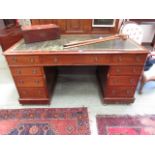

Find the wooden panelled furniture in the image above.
[
  {"left": 4, "top": 34, "right": 148, "bottom": 104},
  {"left": 0, "top": 25, "right": 22, "bottom": 51},
  {"left": 31, "top": 19, "right": 120, "bottom": 34}
]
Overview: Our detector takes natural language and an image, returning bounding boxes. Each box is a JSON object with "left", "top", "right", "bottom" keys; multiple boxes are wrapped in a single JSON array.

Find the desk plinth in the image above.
[{"left": 4, "top": 35, "right": 148, "bottom": 104}]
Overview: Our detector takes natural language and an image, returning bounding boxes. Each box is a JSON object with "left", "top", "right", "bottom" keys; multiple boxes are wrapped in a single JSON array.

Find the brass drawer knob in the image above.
[
  {"left": 16, "top": 70, "right": 21, "bottom": 74},
  {"left": 116, "top": 68, "right": 120, "bottom": 73},
  {"left": 126, "top": 90, "right": 131, "bottom": 95}
]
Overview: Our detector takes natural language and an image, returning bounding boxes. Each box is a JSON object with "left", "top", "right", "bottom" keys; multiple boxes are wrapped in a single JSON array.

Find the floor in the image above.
[{"left": 0, "top": 46, "right": 155, "bottom": 135}]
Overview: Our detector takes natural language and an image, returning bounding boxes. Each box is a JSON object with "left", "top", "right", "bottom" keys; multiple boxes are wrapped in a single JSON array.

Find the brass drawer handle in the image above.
[
  {"left": 34, "top": 80, "right": 40, "bottom": 84},
  {"left": 32, "top": 69, "right": 37, "bottom": 74},
  {"left": 19, "top": 80, "right": 24, "bottom": 84},
  {"left": 53, "top": 57, "right": 58, "bottom": 63},
  {"left": 29, "top": 58, "right": 34, "bottom": 63},
  {"left": 117, "top": 56, "right": 122, "bottom": 62},
  {"left": 12, "top": 57, "right": 17, "bottom": 63},
  {"left": 94, "top": 57, "right": 98, "bottom": 62},
  {"left": 136, "top": 56, "right": 141, "bottom": 62},
  {"left": 130, "top": 79, "right": 134, "bottom": 84},
  {"left": 16, "top": 70, "right": 21, "bottom": 74},
  {"left": 126, "top": 90, "right": 131, "bottom": 95},
  {"left": 116, "top": 68, "right": 120, "bottom": 73}
]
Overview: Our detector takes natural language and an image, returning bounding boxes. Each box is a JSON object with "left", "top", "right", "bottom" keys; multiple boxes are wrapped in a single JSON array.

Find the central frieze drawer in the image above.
[
  {"left": 6, "top": 56, "right": 40, "bottom": 65},
  {"left": 108, "top": 76, "right": 139, "bottom": 86},
  {"left": 14, "top": 76, "right": 45, "bottom": 87},
  {"left": 40, "top": 55, "right": 111, "bottom": 65},
  {"left": 11, "top": 67, "right": 43, "bottom": 76}
]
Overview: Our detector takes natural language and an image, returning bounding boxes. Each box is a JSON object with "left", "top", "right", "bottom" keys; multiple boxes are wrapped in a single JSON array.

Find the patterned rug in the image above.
[
  {"left": 96, "top": 115, "right": 155, "bottom": 135},
  {"left": 0, "top": 107, "right": 90, "bottom": 135}
]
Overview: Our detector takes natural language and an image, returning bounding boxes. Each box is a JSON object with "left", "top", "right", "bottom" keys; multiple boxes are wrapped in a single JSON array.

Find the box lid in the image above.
[{"left": 21, "top": 24, "right": 59, "bottom": 31}]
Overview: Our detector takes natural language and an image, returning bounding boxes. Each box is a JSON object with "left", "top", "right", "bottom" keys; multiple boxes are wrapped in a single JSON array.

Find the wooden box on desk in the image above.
[{"left": 21, "top": 24, "right": 60, "bottom": 43}]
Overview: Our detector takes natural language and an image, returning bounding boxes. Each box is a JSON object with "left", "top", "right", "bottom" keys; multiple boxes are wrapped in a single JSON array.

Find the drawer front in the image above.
[
  {"left": 6, "top": 56, "right": 40, "bottom": 65},
  {"left": 11, "top": 67, "right": 43, "bottom": 76},
  {"left": 109, "top": 66, "right": 143, "bottom": 75},
  {"left": 18, "top": 87, "right": 48, "bottom": 98},
  {"left": 112, "top": 54, "right": 147, "bottom": 65},
  {"left": 105, "top": 86, "right": 135, "bottom": 97},
  {"left": 14, "top": 76, "right": 45, "bottom": 87},
  {"left": 108, "top": 76, "right": 139, "bottom": 86},
  {"left": 40, "top": 55, "right": 111, "bottom": 65}
]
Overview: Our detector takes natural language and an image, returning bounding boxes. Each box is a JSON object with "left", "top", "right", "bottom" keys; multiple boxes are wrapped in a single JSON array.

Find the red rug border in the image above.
[
  {"left": 96, "top": 114, "right": 155, "bottom": 135},
  {"left": 0, "top": 107, "right": 90, "bottom": 135}
]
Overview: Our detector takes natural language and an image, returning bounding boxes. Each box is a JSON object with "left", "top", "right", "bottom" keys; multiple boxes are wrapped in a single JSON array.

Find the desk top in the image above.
[{"left": 6, "top": 34, "right": 147, "bottom": 54}]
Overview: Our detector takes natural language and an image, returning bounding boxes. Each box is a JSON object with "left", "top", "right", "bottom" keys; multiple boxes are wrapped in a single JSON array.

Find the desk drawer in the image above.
[
  {"left": 108, "top": 76, "right": 139, "bottom": 86},
  {"left": 40, "top": 55, "right": 111, "bottom": 65},
  {"left": 109, "top": 66, "right": 143, "bottom": 75},
  {"left": 11, "top": 67, "right": 43, "bottom": 76},
  {"left": 105, "top": 86, "right": 135, "bottom": 97},
  {"left": 14, "top": 76, "right": 45, "bottom": 87},
  {"left": 6, "top": 56, "right": 40, "bottom": 65},
  {"left": 18, "top": 87, "right": 48, "bottom": 98},
  {"left": 112, "top": 54, "right": 147, "bottom": 65}
]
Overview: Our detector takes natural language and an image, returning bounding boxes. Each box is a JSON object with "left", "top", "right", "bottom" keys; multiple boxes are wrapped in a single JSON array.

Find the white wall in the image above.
[{"left": 140, "top": 23, "right": 155, "bottom": 43}]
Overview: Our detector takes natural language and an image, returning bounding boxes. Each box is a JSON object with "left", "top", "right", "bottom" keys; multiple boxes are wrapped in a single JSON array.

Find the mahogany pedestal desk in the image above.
[{"left": 4, "top": 34, "right": 148, "bottom": 104}]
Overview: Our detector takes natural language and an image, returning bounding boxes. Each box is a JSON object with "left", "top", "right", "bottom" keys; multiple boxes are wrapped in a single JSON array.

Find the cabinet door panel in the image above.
[{"left": 66, "top": 20, "right": 85, "bottom": 33}]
